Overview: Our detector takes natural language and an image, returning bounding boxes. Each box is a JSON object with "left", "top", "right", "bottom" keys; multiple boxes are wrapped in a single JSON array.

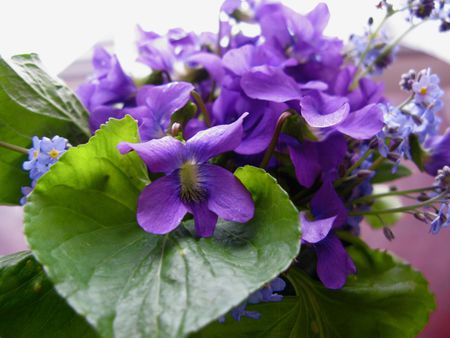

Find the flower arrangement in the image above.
[{"left": 0, "top": 1, "right": 449, "bottom": 337}]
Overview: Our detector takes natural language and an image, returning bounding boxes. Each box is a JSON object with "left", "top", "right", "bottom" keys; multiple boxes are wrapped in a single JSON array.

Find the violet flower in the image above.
[{"left": 118, "top": 114, "right": 254, "bottom": 237}]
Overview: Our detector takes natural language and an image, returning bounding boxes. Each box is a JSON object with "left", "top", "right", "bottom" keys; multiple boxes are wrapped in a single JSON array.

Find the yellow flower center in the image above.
[
  {"left": 48, "top": 149, "right": 60, "bottom": 159},
  {"left": 179, "top": 161, "right": 206, "bottom": 203},
  {"left": 419, "top": 87, "right": 428, "bottom": 95},
  {"left": 33, "top": 150, "right": 39, "bottom": 159}
]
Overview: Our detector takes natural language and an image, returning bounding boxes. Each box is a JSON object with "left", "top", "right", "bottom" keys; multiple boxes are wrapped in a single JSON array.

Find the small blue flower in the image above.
[
  {"left": 412, "top": 68, "right": 444, "bottom": 106},
  {"left": 21, "top": 135, "right": 69, "bottom": 204},
  {"left": 430, "top": 204, "right": 450, "bottom": 234}
]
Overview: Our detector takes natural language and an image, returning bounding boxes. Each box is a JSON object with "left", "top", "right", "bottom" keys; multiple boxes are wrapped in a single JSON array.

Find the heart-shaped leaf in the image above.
[
  {"left": 194, "top": 237, "right": 435, "bottom": 338},
  {"left": 25, "top": 116, "right": 301, "bottom": 338},
  {"left": 0, "top": 251, "right": 99, "bottom": 338},
  {"left": 0, "top": 54, "right": 90, "bottom": 205}
]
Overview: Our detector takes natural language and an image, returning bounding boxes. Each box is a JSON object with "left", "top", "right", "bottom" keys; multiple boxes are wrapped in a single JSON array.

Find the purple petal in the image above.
[
  {"left": 315, "top": 233, "right": 356, "bottom": 289},
  {"left": 136, "top": 82, "right": 194, "bottom": 120},
  {"left": 311, "top": 179, "right": 347, "bottom": 228},
  {"left": 240, "top": 66, "right": 302, "bottom": 102},
  {"left": 306, "top": 3, "right": 330, "bottom": 35},
  {"left": 299, "top": 80, "right": 328, "bottom": 91},
  {"left": 89, "top": 105, "right": 128, "bottom": 132},
  {"left": 186, "top": 113, "right": 247, "bottom": 163},
  {"left": 187, "top": 53, "right": 225, "bottom": 83},
  {"left": 425, "top": 130, "right": 450, "bottom": 175},
  {"left": 202, "top": 164, "right": 255, "bottom": 222},
  {"left": 118, "top": 136, "right": 185, "bottom": 174},
  {"left": 288, "top": 142, "right": 321, "bottom": 188},
  {"left": 190, "top": 202, "right": 218, "bottom": 237},
  {"left": 336, "top": 103, "right": 384, "bottom": 139},
  {"left": 222, "top": 45, "right": 255, "bottom": 76},
  {"left": 300, "top": 212, "right": 335, "bottom": 244},
  {"left": 235, "top": 106, "right": 280, "bottom": 155},
  {"left": 300, "top": 92, "right": 349, "bottom": 128},
  {"left": 137, "top": 174, "right": 188, "bottom": 234}
]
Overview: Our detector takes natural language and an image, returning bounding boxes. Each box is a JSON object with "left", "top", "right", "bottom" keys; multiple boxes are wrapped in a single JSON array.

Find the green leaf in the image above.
[
  {"left": 194, "top": 240, "right": 435, "bottom": 338},
  {"left": 24, "top": 117, "right": 301, "bottom": 338},
  {"left": 409, "top": 134, "right": 426, "bottom": 172},
  {"left": 0, "top": 53, "right": 90, "bottom": 205},
  {"left": 0, "top": 251, "right": 99, "bottom": 338},
  {"left": 366, "top": 185, "right": 403, "bottom": 228},
  {"left": 371, "top": 163, "right": 412, "bottom": 183}
]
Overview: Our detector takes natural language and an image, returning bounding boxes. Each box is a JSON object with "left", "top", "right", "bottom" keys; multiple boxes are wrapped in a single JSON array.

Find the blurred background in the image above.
[{"left": 1, "top": 1, "right": 449, "bottom": 337}]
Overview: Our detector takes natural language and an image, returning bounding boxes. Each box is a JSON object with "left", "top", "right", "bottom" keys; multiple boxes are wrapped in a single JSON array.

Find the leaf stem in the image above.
[
  {"left": 352, "top": 186, "right": 437, "bottom": 204},
  {"left": 260, "top": 111, "right": 292, "bottom": 169},
  {"left": 350, "top": 189, "right": 448, "bottom": 216},
  {"left": 334, "top": 149, "right": 374, "bottom": 187},
  {"left": 192, "top": 91, "right": 212, "bottom": 127},
  {"left": 0, "top": 140, "right": 28, "bottom": 154}
]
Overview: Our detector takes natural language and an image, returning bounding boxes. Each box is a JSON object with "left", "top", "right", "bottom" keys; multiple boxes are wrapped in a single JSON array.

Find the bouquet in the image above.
[{"left": 1, "top": 1, "right": 449, "bottom": 337}]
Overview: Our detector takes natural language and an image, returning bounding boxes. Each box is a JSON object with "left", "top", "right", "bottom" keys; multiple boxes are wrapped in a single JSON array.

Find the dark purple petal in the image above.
[
  {"left": 202, "top": 164, "right": 254, "bottom": 222},
  {"left": 288, "top": 133, "right": 346, "bottom": 188},
  {"left": 137, "top": 173, "right": 188, "bottom": 234},
  {"left": 300, "top": 212, "right": 335, "bottom": 244},
  {"left": 118, "top": 136, "right": 185, "bottom": 174},
  {"left": 315, "top": 233, "right": 356, "bottom": 289},
  {"left": 190, "top": 201, "right": 218, "bottom": 237},
  {"left": 235, "top": 106, "right": 280, "bottom": 155},
  {"left": 240, "top": 66, "right": 302, "bottom": 102},
  {"left": 300, "top": 92, "right": 349, "bottom": 128},
  {"left": 347, "top": 77, "right": 385, "bottom": 111},
  {"left": 288, "top": 142, "right": 321, "bottom": 188},
  {"left": 186, "top": 113, "right": 247, "bottom": 163},
  {"left": 316, "top": 133, "right": 347, "bottom": 172},
  {"left": 311, "top": 179, "right": 347, "bottom": 228},
  {"left": 336, "top": 103, "right": 384, "bottom": 139},
  {"left": 187, "top": 53, "right": 225, "bottom": 83}
]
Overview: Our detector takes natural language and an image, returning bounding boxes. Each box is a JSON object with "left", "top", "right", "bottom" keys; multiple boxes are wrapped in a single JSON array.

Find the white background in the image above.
[{"left": 0, "top": 0, "right": 449, "bottom": 77}]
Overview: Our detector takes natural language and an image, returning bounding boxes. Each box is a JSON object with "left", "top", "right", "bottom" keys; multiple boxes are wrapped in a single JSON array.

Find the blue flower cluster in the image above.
[
  {"left": 21, "top": 136, "right": 69, "bottom": 205},
  {"left": 378, "top": 68, "right": 444, "bottom": 171}
]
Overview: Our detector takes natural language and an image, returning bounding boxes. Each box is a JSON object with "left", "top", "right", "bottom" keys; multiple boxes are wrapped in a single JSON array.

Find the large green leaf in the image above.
[
  {"left": 194, "top": 239, "right": 435, "bottom": 338},
  {"left": 24, "top": 117, "right": 301, "bottom": 338},
  {"left": 0, "top": 251, "right": 99, "bottom": 338},
  {"left": 0, "top": 53, "right": 90, "bottom": 205}
]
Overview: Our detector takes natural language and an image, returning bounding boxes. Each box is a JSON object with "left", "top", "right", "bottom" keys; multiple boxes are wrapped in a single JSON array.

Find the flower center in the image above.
[
  {"left": 33, "top": 150, "right": 39, "bottom": 159},
  {"left": 179, "top": 162, "right": 207, "bottom": 203},
  {"left": 419, "top": 87, "right": 428, "bottom": 95},
  {"left": 48, "top": 149, "right": 60, "bottom": 159}
]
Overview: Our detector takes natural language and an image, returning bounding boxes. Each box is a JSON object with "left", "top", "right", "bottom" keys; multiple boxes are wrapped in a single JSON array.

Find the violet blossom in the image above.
[{"left": 118, "top": 114, "right": 254, "bottom": 237}]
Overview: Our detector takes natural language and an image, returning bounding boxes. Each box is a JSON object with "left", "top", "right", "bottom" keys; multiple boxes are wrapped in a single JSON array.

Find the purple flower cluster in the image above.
[{"left": 75, "top": 0, "right": 450, "bottom": 301}]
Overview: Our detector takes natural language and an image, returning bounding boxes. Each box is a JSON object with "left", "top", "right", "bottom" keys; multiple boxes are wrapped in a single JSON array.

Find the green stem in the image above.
[
  {"left": 334, "top": 149, "right": 374, "bottom": 187},
  {"left": 368, "top": 156, "right": 385, "bottom": 171},
  {"left": 350, "top": 21, "right": 425, "bottom": 90},
  {"left": 352, "top": 186, "right": 437, "bottom": 204},
  {"left": 0, "top": 141, "right": 28, "bottom": 154},
  {"left": 260, "top": 111, "right": 292, "bottom": 169},
  {"left": 191, "top": 91, "right": 211, "bottom": 127},
  {"left": 350, "top": 190, "right": 448, "bottom": 216}
]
